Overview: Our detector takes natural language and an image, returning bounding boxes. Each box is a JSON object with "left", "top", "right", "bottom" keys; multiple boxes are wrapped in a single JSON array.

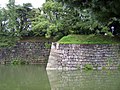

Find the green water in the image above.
[
  {"left": 0, "top": 65, "right": 51, "bottom": 90},
  {"left": 0, "top": 65, "right": 120, "bottom": 90},
  {"left": 47, "top": 70, "right": 120, "bottom": 90}
]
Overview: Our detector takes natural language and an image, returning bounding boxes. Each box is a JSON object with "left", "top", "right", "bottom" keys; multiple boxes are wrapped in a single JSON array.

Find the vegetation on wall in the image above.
[
  {"left": 84, "top": 64, "right": 93, "bottom": 70},
  {"left": 11, "top": 59, "right": 29, "bottom": 65}
]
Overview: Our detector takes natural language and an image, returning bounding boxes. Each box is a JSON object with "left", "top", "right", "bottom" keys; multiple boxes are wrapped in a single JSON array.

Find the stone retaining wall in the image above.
[
  {"left": 46, "top": 43, "right": 120, "bottom": 70},
  {"left": 0, "top": 41, "right": 51, "bottom": 65}
]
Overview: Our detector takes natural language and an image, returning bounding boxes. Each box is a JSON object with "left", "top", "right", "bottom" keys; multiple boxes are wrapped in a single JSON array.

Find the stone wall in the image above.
[
  {"left": 0, "top": 41, "right": 51, "bottom": 65},
  {"left": 46, "top": 43, "right": 120, "bottom": 70}
]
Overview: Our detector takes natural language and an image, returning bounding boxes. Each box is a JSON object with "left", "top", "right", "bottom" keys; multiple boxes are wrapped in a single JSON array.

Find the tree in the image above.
[
  {"left": 32, "top": 0, "right": 100, "bottom": 39},
  {"left": 57, "top": 0, "right": 120, "bottom": 35},
  {"left": 5, "top": 1, "right": 34, "bottom": 37},
  {"left": 6, "top": 0, "right": 18, "bottom": 36},
  {"left": 0, "top": 8, "right": 7, "bottom": 34},
  {"left": 32, "top": 1, "right": 65, "bottom": 39},
  {"left": 15, "top": 3, "right": 33, "bottom": 36},
  {"left": 0, "top": 0, "right": 36, "bottom": 47}
]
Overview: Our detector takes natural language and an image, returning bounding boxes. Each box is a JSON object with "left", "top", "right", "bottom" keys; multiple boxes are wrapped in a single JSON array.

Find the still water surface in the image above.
[{"left": 0, "top": 65, "right": 120, "bottom": 90}]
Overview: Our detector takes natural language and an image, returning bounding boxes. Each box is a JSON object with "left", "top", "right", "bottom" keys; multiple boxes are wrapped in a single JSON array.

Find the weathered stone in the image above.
[
  {"left": 47, "top": 43, "right": 120, "bottom": 70},
  {"left": 0, "top": 41, "right": 51, "bottom": 65}
]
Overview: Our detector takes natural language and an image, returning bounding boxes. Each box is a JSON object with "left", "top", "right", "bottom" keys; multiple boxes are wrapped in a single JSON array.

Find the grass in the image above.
[{"left": 58, "top": 34, "right": 120, "bottom": 44}]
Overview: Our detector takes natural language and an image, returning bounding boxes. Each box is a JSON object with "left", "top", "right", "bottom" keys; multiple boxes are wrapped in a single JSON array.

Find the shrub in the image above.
[
  {"left": 20, "top": 61, "right": 29, "bottom": 65},
  {"left": 84, "top": 64, "right": 93, "bottom": 70},
  {"left": 45, "top": 42, "right": 51, "bottom": 49},
  {"left": 102, "top": 66, "right": 107, "bottom": 70},
  {"left": 118, "top": 64, "right": 120, "bottom": 70},
  {"left": 11, "top": 58, "right": 29, "bottom": 65},
  {"left": 11, "top": 60, "right": 20, "bottom": 65}
]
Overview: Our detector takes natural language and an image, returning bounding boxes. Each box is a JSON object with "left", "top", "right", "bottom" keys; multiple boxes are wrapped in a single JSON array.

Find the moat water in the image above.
[{"left": 0, "top": 65, "right": 120, "bottom": 90}]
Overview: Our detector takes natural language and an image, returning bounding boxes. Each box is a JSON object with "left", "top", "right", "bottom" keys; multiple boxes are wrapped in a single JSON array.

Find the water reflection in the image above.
[
  {"left": 0, "top": 65, "right": 51, "bottom": 90},
  {"left": 47, "top": 70, "right": 120, "bottom": 90},
  {"left": 1, "top": 65, "right": 120, "bottom": 90}
]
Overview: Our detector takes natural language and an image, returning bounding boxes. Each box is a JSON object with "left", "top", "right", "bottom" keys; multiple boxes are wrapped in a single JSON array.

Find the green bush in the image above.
[
  {"left": 20, "top": 61, "right": 29, "bottom": 65},
  {"left": 11, "top": 58, "right": 29, "bottom": 65},
  {"left": 118, "top": 64, "right": 120, "bottom": 70},
  {"left": 11, "top": 60, "right": 20, "bottom": 65},
  {"left": 45, "top": 42, "right": 51, "bottom": 49},
  {"left": 102, "top": 66, "right": 107, "bottom": 70},
  {"left": 84, "top": 64, "right": 93, "bottom": 70}
]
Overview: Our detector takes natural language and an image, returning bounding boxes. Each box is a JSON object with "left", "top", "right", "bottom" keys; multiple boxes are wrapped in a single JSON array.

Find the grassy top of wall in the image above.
[{"left": 58, "top": 34, "right": 120, "bottom": 44}]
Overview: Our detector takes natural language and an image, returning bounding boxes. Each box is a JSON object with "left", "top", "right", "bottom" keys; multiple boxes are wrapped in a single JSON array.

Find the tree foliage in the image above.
[
  {"left": 15, "top": 3, "right": 33, "bottom": 36},
  {"left": 0, "top": 0, "right": 120, "bottom": 42},
  {"left": 32, "top": 1, "right": 65, "bottom": 39},
  {"left": 0, "top": 0, "right": 34, "bottom": 37},
  {"left": 32, "top": 0, "right": 120, "bottom": 38},
  {"left": 32, "top": 0, "right": 120, "bottom": 39},
  {"left": 57, "top": 0, "right": 120, "bottom": 34},
  {"left": 0, "top": 0, "right": 34, "bottom": 47}
]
